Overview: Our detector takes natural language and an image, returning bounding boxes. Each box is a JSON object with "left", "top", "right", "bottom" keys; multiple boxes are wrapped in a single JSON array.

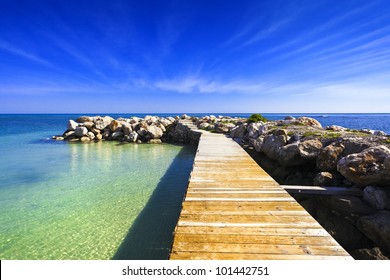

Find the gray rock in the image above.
[
  {"left": 159, "top": 118, "right": 172, "bottom": 127},
  {"left": 198, "top": 122, "right": 210, "bottom": 130},
  {"left": 129, "top": 131, "right": 138, "bottom": 142},
  {"left": 252, "top": 137, "right": 264, "bottom": 153},
  {"left": 351, "top": 247, "right": 389, "bottom": 260},
  {"left": 247, "top": 122, "right": 264, "bottom": 139},
  {"left": 337, "top": 145, "right": 390, "bottom": 187},
  {"left": 102, "top": 128, "right": 111, "bottom": 139},
  {"left": 325, "top": 125, "right": 346, "bottom": 131},
  {"left": 313, "top": 172, "right": 333, "bottom": 186},
  {"left": 87, "top": 131, "right": 95, "bottom": 140},
  {"left": 145, "top": 115, "right": 158, "bottom": 125},
  {"left": 295, "top": 117, "right": 322, "bottom": 128},
  {"left": 76, "top": 116, "right": 94, "bottom": 123},
  {"left": 373, "top": 130, "right": 387, "bottom": 136},
  {"left": 230, "top": 124, "right": 246, "bottom": 139},
  {"left": 122, "top": 122, "right": 132, "bottom": 136},
  {"left": 363, "top": 186, "right": 387, "bottom": 210},
  {"left": 63, "top": 130, "right": 75, "bottom": 139},
  {"left": 67, "top": 120, "right": 79, "bottom": 131},
  {"left": 137, "top": 128, "right": 149, "bottom": 138},
  {"left": 215, "top": 123, "right": 235, "bottom": 133},
  {"left": 357, "top": 211, "right": 390, "bottom": 252},
  {"left": 278, "top": 142, "right": 304, "bottom": 166},
  {"left": 329, "top": 196, "right": 375, "bottom": 216},
  {"left": 284, "top": 116, "right": 295, "bottom": 120},
  {"left": 298, "top": 139, "right": 322, "bottom": 159},
  {"left": 111, "top": 131, "right": 124, "bottom": 140},
  {"left": 261, "top": 134, "right": 287, "bottom": 160},
  {"left": 317, "top": 142, "right": 345, "bottom": 171},
  {"left": 74, "top": 126, "right": 88, "bottom": 137},
  {"left": 94, "top": 116, "right": 113, "bottom": 130},
  {"left": 147, "top": 125, "right": 163, "bottom": 139},
  {"left": 81, "top": 121, "right": 94, "bottom": 130}
]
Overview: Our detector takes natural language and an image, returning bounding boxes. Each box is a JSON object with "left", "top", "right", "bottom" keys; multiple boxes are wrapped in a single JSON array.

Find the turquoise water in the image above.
[{"left": 0, "top": 115, "right": 196, "bottom": 260}]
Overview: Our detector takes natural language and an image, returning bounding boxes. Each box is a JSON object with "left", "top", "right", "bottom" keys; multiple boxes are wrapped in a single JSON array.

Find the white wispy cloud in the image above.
[
  {"left": 0, "top": 39, "right": 50, "bottom": 65},
  {"left": 153, "top": 76, "right": 266, "bottom": 94}
]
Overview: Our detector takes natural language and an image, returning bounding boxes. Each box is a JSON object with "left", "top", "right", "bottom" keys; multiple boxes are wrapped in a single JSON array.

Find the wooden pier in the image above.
[{"left": 169, "top": 122, "right": 352, "bottom": 260}]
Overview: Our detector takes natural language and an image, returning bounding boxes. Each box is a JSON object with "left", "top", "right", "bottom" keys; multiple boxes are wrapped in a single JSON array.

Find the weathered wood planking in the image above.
[{"left": 170, "top": 122, "right": 353, "bottom": 260}]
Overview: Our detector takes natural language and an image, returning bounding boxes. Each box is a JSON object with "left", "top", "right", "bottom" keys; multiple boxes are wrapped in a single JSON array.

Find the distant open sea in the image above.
[{"left": 0, "top": 113, "right": 388, "bottom": 260}]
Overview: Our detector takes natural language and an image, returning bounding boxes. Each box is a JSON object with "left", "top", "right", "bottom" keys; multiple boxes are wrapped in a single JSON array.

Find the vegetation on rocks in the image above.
[{"left": 247, "top": 113, "right": 268, "bottom": 123}]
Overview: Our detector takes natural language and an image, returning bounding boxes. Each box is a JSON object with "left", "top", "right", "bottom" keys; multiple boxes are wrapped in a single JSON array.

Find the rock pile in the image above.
[{"left": 53, "top": 114, "right": 203, "bottom": 144}]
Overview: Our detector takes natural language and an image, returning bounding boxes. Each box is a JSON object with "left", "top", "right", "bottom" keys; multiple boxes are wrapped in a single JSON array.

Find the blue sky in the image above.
[{"left": 0, "top": 0, "right": 389, "bottom": 113}]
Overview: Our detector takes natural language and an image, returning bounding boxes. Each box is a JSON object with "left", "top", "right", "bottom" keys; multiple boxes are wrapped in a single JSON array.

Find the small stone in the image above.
[
  {"left": 148, "top": 139, "right": 162, "bottom": 144},
  {"left": 313, "top": 172, "right": 333, "bottom": 186},
  {"left": 80, "top": 136, "right": 90, "bottom": 142}
]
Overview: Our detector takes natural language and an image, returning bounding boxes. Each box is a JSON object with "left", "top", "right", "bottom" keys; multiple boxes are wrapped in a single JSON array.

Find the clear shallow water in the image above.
[{"left": 0, "top": 115, "right": 196, "bottom": 259}]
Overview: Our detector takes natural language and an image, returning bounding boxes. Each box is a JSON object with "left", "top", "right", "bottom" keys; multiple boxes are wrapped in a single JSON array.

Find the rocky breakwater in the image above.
[
  {"left": 53, "top": 114, "right": 201, "bottom": 144},
  {"left": 188, "top": 114, "right": 390, "bottom": 259}
]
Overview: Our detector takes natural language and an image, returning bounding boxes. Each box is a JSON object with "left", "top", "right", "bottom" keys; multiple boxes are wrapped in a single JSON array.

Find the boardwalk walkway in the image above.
[{"left": 169, "top": 121, "right": 352, "bottom": 260}]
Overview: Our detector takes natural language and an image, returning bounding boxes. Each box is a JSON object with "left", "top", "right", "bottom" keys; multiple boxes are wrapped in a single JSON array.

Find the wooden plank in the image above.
[
  {"left": 173, "top": 234, "right": 337, "bottom": 245},
  {"left": 170, "top": 252, "right": 352, "bottom": 260},
  {"left": 172, "top": 243, "right": 349, "bottom": 256},
  {"left": 174, "top": 226, "right": 330, "bottom": 236}
]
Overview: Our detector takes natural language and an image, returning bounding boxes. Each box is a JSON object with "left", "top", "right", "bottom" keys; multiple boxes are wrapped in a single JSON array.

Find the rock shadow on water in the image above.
[{"left": 112, "top": 144, "right": 196, "bottom": 260}]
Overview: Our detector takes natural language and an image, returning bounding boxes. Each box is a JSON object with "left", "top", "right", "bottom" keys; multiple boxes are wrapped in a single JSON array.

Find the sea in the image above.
[{"left": 0, "top": 113, "right": 389, "bottom": 260}]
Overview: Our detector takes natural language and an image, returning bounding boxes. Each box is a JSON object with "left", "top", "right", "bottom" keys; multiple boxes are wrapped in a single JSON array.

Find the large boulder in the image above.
[
  {"left": 122, "top": 122, "right": 132, "bottom": 136},
  {"left": 111, "top": 131, "right": 124, "bottom": 140},
  {"left": 230, "top": 124, "right": 246, "bottom": 139},
  {"left": 67, "top": 120, "right": 79, "bottom": 131},
  {"left": 146, "top": 125, "right": 163, "bottom": 139},
  {"left": 317, "top": 142, "right": 345, "bottom": 171},
  {"left": 357, "top": 211, "right": 390, "bottom": 252},
  {"left": 81, "top": 121, "right": 94, "bottom": 130},
  {"left": 247, "top": 122, "right": 264, "bottom": 139},
  {"left": 74, "top": 126, "right": 88, "bottom": 137},
  {"left": 159, "top": 118, "right": 172, "bottom": 128},
  {"left": 215, "top": 123, "right": 235, "bottom": 133},
  {"left": 251, "top": 137, "right": 264, "bottom": 153},
  {"left": 109, "top": 120, "right": 122, "bottom": 132},
  {"left": 261, "top": 132, "right": 287, "bottom": 160},
  {"left": 298, "top": 139, "right": 322, "bottom": 159},
  {"left": 295, "top": 117, "right": 322, "bottom": 128},
  {"left": 337, "top": 146, "right": 390, "bottom": 187},
  {"left": 145, "top": 115, "right": 158, "bottom": 125},
  {"left": 278, "top": 142, "right": 305, "bottom": 166},
  {"left": 362, "top": 186, "right": 389, "bottom": 210},
  {"left": 198, "top": 122, "right": 210, "bottom": 130},
  {"left": 94, "top": 116, "right": 113, "bottom": 130}
]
